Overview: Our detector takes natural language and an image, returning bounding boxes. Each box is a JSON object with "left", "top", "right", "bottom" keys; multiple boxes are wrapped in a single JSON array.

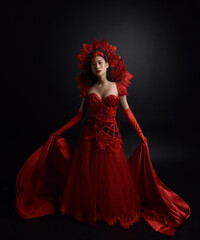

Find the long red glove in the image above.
[
  {"left": 49, "top": 110, "right": 84, "bottom": 137},
  {"left": 122, "top": 107, "right": 147, "bottom": 144}
]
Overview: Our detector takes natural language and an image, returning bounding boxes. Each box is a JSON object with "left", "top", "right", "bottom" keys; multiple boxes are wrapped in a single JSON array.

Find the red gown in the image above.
[{"left": 16, "top": 83, "right": 191, "bottom": 236}]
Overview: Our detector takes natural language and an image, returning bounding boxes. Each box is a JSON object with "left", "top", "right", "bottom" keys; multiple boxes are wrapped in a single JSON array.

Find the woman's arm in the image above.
[
  {"left": 49, "top": 97, "right": 89, "bottom": 137},
  {"left": 79, "top": 97, "right": 89, "bottom": 113},
  {"left": 119, "top": 95, "right": 129, "bottom": 110},
  {"left": 119, "top": 95, "right": 147, "bottom": 144}
]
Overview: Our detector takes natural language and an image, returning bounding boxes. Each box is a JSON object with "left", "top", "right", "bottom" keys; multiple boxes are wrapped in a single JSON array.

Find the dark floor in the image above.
[{"left": 1, "top": 129, "right": 199, "bottom": 240}]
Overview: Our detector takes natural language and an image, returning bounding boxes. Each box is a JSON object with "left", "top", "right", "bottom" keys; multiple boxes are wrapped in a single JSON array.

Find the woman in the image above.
[{"left": 16, "top": 39, "right": 191, "bottom": 236}]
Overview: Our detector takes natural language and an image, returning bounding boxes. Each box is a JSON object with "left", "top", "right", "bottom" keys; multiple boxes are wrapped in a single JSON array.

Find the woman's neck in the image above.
[{"left": 97, "top": 74, "right": 108, "bottom": 86}]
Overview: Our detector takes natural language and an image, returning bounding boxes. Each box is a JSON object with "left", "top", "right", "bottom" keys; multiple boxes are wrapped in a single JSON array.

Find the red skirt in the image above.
[
  {"left": 59, "top": 129, "right": 141, "bottom": 228},
  {"left": 16, "top": 130, "right": 191, "bottom": 236}
]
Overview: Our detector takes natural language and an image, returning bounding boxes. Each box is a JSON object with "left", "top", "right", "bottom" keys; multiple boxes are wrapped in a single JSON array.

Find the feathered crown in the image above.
[{"left": 76, "top": 39, "right": 134, "bottom": 96}]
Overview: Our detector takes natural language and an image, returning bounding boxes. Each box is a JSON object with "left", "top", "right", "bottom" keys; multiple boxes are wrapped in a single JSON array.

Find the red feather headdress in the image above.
[{"left": 75, "top": 39, "right": 134, "bottom": 97}]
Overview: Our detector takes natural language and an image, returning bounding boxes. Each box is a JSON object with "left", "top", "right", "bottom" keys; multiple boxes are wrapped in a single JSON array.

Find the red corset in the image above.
[{"left": 81, "top": 93, "right": 123, "bottom": 156}]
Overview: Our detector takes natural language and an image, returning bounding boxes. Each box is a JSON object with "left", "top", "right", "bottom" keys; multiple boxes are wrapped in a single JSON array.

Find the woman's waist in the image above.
[
  {"left": 82, "top": 117, "right": 120, "bottom": 139},
  {"left": 84, "top": 116, "right": 116, "bottom": 125},
  {"left": 88, "top": 111, "right": 117, "bottom": 121}
]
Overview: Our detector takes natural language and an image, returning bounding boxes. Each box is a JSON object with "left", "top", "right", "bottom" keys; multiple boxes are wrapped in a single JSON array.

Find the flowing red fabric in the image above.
[
  {"left": 128, "top": 142, "right": 191, "bottom": 235},
  {"left": 16, "top": 83, "right": 191, "bottom": 235},
  {"left": 16, "top": 136, "right": 73, "bottom": 219}
]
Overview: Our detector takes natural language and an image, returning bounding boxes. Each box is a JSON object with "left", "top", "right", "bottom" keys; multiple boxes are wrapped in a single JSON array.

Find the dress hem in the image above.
[{"left": 60, "top": 209, "right": 141, "bottom": 229}]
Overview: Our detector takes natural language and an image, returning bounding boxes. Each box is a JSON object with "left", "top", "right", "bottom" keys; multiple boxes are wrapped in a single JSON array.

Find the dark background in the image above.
[{"left": 2, "top": 0, "right": 200, "bottom": 239}]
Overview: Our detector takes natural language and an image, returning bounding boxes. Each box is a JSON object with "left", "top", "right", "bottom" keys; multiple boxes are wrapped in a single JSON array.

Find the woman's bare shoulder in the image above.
[{"left": 88, "top": 83, "right": 97, "bottom": 93}]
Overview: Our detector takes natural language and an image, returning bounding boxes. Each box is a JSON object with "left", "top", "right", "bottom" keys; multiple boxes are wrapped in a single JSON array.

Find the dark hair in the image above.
[{"left": 87, "top": 54, "right": 115, "bottom": 86}]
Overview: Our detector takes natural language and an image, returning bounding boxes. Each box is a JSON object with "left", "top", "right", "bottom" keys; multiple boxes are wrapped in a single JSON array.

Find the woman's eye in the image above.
[{"left": 91, "top": 61, "right": 102, "bottom": 66}]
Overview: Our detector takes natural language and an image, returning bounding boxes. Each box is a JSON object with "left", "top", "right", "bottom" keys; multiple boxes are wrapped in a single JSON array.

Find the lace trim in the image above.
[
  {"left": 61, "top": 209, "right": 141, "bottom": 229},
  {"left": 104, "top": 214, "right": 141, "bottom": 229}
]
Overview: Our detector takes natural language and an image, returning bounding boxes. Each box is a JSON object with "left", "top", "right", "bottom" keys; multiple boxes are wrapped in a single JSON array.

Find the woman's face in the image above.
[{"left": 91, "top": 55, "right": 109, "bottom": 78}]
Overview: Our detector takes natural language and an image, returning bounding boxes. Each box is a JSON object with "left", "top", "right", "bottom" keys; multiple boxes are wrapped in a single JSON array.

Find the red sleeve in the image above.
[
  {"left": 117, "top": 83, "right": 129, "bottom": 97},
  {"left": 79, "top": 84, "right": 91, "bottom": 98},
  {"left": 116, "top": 72, "right": 133, "bottom": 97},
  {"left": 76, "top": 76, "right": 91, "bottom": 98}
]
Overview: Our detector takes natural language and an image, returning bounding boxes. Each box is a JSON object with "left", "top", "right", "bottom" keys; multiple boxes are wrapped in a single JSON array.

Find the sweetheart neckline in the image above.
[{"left": 88, "top": 92, "right": 119, "bottom": 101}]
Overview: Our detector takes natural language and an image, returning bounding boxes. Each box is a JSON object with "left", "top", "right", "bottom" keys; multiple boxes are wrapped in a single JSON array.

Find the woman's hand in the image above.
[
  {"left": 140, "top": 135, "right": 147, "bottom": 144},
  {"left": 49, "top": 131, "right": 60, "bottom": 138},
  {"left": 48, "top": 98, "right": 88, "bottom": 139}
]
